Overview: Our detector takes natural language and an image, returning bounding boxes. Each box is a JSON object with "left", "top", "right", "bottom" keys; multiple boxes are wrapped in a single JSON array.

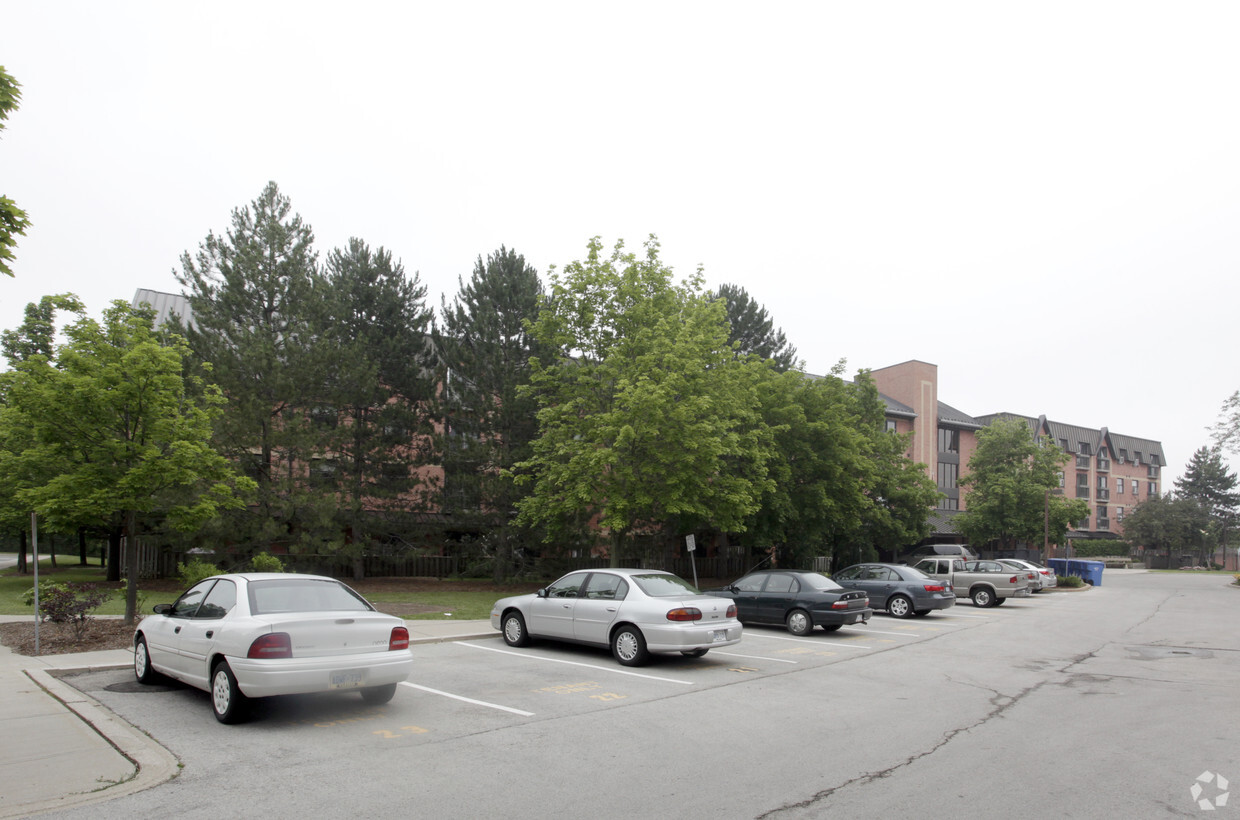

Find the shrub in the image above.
[
  {"left": 23, "top": 582, "right": 113, "bottom": 639},
  {"left": 249, "top": 552, "right": 286, "bottom": 573},
  {"left": 1071, "top": 540, "right": 1129, "bottom": 558},
  {"left": 1057, "top": 575, "right": 1085, "bottom": 588},
  {"left": 177, "top": 557, "right": 219, "bottom": 588}
]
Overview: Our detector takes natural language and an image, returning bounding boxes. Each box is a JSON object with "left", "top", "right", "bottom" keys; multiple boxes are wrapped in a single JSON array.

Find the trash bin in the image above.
[
  {"left": 1077, "top": 560, "right": 1104, "bottom": 586},
  {"left": 1047, "top": 558, "right": 1068, "bottom": 579}
]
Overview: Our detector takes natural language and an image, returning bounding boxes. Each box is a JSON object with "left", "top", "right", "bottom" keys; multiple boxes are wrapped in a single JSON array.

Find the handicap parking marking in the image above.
[
  {"left": 711, "top": 650, "right": 800, "bottom": 664},
  {"left": 400, "top": 682, "right": 535, "bottom": 716},
  {"left": 459, "top": 641, "right": 695, "bottom": 685},
  {"left": 742, "top": 633, "right": 873, "bottom": 650}
]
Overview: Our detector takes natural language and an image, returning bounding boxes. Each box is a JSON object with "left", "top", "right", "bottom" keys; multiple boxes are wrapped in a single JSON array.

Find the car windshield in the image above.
[
  {"left": 248, "top": 578, "right": 374, "bottom": 615},
  {"left": 799, "top": 573, "right": 844, "bottom": 591},
  {"left": 631, "top": 573, "right": 701, "bottom": 597}
]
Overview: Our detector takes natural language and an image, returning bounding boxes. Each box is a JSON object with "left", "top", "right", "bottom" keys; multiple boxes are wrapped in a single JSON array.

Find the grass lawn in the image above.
[{"left": 1, "top": 557, "right": 533, "bottom": 619}]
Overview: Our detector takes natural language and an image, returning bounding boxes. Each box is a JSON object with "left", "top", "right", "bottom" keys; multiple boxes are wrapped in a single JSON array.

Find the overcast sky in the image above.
[{"left": 3, "top": 2, "right": 1238, "bottom": 488}]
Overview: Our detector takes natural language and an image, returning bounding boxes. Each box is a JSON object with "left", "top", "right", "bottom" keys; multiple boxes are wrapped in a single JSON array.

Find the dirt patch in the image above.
[{"left": 0, "top": 619, "right": 135, "bottom": 657}]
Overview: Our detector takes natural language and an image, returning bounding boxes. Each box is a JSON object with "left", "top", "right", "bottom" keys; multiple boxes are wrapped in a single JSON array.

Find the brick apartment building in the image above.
[{"left": 871, "top": 360, "right": 1165, "bottom": 546}]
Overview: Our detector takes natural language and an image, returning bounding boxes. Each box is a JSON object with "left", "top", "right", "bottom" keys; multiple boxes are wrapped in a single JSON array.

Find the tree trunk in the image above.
[
  {"left": 49, "top": 533, "right": 57, "bottom": 568},
  {"left": 124, "top": 512, "right": 139, "bottom": 625},
  {"left": 17, "top": 530, "right": 27, "bottom": 574},
  {"left": 79, "top": 527, "right": 88, "bottom": 566},
  {"left": 106, "top": 530, "right": 121, "bottom": 582}
]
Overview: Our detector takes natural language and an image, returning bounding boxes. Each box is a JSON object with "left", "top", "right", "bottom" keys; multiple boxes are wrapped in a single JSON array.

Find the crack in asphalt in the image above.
[{"left": 755, "top": 678, "right": 1048, "bottom": 819}]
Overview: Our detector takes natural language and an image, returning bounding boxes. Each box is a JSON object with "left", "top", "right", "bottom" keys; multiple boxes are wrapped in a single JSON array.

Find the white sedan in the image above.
[
  {"left": 490, "top": 568, "right": 742, "bottom": 666},
  {"left": 133, "top": 573, "right": 414, "bottom": 723}
]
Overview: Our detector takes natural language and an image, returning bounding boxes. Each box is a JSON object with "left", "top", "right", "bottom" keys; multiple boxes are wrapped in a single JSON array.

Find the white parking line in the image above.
[
  {"left": 854, "top": 628, "right": 920, "bottom": 637},
  {"left": 935, "top": 612, "right": 988, "bottom": 619},
  {"left": 460, "top": 641, "right": 694, "bottom": 685},
  {"left": 743, "top": 633, "right": 872, "bottom": 650},
  {"left": 712, "top": 651, "right": 799, "bottom": 664},
  {"left": 400, "top": 682, "right": 535, "bottom": 716}
]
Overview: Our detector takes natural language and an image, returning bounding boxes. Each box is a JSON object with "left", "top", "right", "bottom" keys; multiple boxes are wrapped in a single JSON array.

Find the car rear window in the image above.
[
  {"left": 248, "top": 578, "right": 374, "bottom": 615},
  {"left": 799, "top": 573, "right": 844, "bottom": 591},
  {"left": 631, "top": 573, "right": 701, "bottom": 597}
]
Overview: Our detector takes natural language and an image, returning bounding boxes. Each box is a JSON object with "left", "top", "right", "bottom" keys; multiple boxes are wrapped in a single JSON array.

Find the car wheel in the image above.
[
  {"left": 887, "top": 595, "right": 913, "bottom": 619},
  {"left": 133, "top": 635, "right": 162, "bottom": 684},
  {"left": 681, "top": 648, "right": 709, "bottom": 657},
  {"left": 911, "top": 609, "right": 931, "bottom": 617},
  {"left": 211, "top": 660, "right": 249, "bottom": 724},
  {"left": 611, "top": 626, "right": 650, "bottom": 666},
  {"left": 821, "top": 624, "right": 842, "bottom": 633},
  {"left": 971, "top": 588, "right": 994, "bottom": 608},
  {"left": 786, "top": 609, "right": 814, "bottom": 636},
  {"left": 502, "top": 611, "right": 531, "bottom": 647},
  {"left": 360, "top": 683, "right": 398, "bottom": 705}
]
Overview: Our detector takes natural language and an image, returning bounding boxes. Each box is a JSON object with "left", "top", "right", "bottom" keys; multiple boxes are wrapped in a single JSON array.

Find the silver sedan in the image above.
[
  {"left": 133, "top": 573, "right": 414, "bottom": 723},
  {"left": 490, "top": 568, "right": 742, "bottom": 666}
]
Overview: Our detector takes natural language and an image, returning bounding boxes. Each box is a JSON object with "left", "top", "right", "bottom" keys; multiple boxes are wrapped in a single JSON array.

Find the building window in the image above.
[
  {"left": 1134, "top": 452, "right": 1142, "bottom": 465},
  {"left": 1149, "top": 481, "right": 1158, "bottom": 496},
  {"left": 1057, "top": 471, "right": 1065, "bottom": 488},
  {"left": 1079, "top": 442, "right": 1091, "bottom": 456},
  {"left": 1118, "top": 449, "right": 1128, "bottom": 463},
  {"left": 885, "top": 419, "right": 898, "bottom": 433},
  {"left": 937, "top": 497, "right": 959, "bottom": 511},
  {"left": 1060, "top": 438, "right": 1069, "bottom": 451},
  {"left": 938, "top": 462, "right": 959, "bottom": 490},
  {"left": 938, "top": 428, "right": 960, "bottom": 454},
  {"left": 1076, "top": 473, "right": 1090, "bottom": 498},
  {"left": 1117, "top": 479, "right": 1124, "bottom": 495},
  {"left": 1117, "top": 506, "right": 1125, "bottom": 523}
]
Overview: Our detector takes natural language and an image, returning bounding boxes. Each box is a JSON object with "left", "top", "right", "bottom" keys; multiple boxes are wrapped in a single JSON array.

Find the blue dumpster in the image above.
[
  {"left": 1077, "top": 560, "right": 1104, "bottom": 586},
  {"left": 1047, "top": 558, "right": 1068, "bottom": 579}
]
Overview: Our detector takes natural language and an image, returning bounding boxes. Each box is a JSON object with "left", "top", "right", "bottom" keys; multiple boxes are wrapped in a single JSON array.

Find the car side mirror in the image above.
[
  {"left": 153, "top": 603, "right": 173, "bottom": 615},
  {"left": 535, "top": 588, "right": 548, "bottom": 599}
]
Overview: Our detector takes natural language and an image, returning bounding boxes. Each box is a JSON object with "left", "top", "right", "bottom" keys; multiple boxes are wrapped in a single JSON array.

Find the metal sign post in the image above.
[
  {"left": 31, "top": 512, "right": 40, "bottom": 656},
  {"left": 685, "top": 534, "right": 697, "bottom": 589}
]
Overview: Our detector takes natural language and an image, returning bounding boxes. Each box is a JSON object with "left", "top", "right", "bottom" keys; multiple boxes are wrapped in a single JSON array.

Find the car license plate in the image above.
[
  {"left": 330, "top": 669, "right": 364, "bottom": 689},
  {"left": 711, "top": 629, "right": 728, "bottom": 642}
]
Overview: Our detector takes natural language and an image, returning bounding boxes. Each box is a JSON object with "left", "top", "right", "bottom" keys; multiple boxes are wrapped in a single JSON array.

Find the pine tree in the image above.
[
  {"left": 318, "top": 238, "right": 437, "bottom": 579},
  {"left": 715, "top": 283, "right": 798, "bottom": 371},
  {"left": 435, "top": 246, "right": 545, "bottom": 579},
  {"left": 175, "top": 181, "right": 323, "bottom": 553}
]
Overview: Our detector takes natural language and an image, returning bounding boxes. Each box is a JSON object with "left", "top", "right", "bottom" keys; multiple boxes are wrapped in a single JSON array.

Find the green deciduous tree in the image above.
[
  {"left": 715, "top": 283, "right": 798, "bottom": 371},
  {"left": 435, "top": 246, "right": 547, "bottom": 580},
  {"left": 515, "top": 236, "right": 773, "bottom": 566},
  {"left": 175, "top": 181, "right": 324, "bottom": 554},
  {"left": 1210, "top": 390, "right": 1240, "bottom": 456},
  {"left": 0, "top": 301, "right": 254, "bottom": 622},
  {"left": 317, "top": 238, "right": 438, "bottom": 579},
  {"left": 955, "top": 416, "right": 1088, "bottom": 551},
  {"left": 0, "top": 66, "right": 32, "bottom": 278},
  {"left": 1122, "top": 493, "right": 1212, "bottom": 567}
]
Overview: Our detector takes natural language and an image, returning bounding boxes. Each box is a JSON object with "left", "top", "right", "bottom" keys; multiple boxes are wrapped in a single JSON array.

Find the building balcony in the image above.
[
  {"left": 1076, "top": 487, "right": 1090, "bottom": 499},
  {"left": 1076, "top": 455, "right": 1091, "bottom": 469},
  {"left": 1097, "top": 459, "right": 1110, "bottom": 472},
  {"left": 1097, "top": 489, "right": 1110, "bottom": 501},
  {"left": 1097, "top": 518, "right": 1110, "bottom": 530}
]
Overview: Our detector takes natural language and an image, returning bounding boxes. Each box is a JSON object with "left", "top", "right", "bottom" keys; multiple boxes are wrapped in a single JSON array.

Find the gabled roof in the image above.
[
  {"left": 974, "top": 412, "right": 1166, "bottom": 464},
  {"left": 938, "top": 401, "right": 983, "bottom": 430}
]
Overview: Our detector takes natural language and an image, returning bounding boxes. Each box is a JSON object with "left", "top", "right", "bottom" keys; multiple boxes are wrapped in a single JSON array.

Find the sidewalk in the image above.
[{"left": 0, "top": 618, "right": 495, "bottom": 819}]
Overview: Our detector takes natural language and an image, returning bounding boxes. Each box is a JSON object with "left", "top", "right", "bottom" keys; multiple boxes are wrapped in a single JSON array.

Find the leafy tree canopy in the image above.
[
  {"left": 0, "top": 65, "right": 32, "bottom": 277},
  {"left": 955, "top": 416, "right": 1088, "bottom": 550},
  {"left": 515, "top": 236, "right": 773, "bottom": 564}
]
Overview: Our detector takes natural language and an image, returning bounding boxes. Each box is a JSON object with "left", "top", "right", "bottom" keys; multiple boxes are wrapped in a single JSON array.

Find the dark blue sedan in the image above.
[
  {"left": 707, "top": 570, "right": 872, "bottom": 636},
  {"left": 832, "top": 563, "right": 956, "bottom": 619}
]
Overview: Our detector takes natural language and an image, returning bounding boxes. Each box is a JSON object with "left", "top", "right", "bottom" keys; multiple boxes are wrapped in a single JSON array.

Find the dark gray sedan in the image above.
[
  {"left": 832, "top": 563, "right": 956, "bottom": 619},
  {"left": 707, "top": 570, "right": 872, "bottom": 636}
]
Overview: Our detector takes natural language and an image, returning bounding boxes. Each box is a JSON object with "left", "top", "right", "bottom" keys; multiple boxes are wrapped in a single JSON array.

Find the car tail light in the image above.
[
  {"left": 923, "top": 584, "right": 947, "bottom": 592},
  {"left": 1010, "top": 576, "right": 1018, "bottom": 583},
  {"left": 666, "top": 607, "right": 702, "bottom": 622},
  {"left": 1040, "top": 569, "right": 1052, "bottom": 575},
  {"left": 390, "top": 627, "right": 410, "bottom": 651},
  {"left": 248, "top": 632, "right": 292, "bottom": 659},
  {"left": 726, "top": 604, "right": 737, "bottom": 618}
]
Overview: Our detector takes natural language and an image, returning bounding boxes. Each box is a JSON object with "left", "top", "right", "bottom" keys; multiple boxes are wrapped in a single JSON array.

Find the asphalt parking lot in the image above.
[{"left": 45, "top": 571, "right": 1240, "bottom": 819}]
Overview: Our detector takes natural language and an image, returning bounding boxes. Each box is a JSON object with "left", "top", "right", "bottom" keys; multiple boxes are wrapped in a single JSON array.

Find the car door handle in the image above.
[
  {"left": 205, "top": 630, "right": 214, "bottom": 639},
  {"left": 174, "top": 626, "right": 181, "bottom": 634}
]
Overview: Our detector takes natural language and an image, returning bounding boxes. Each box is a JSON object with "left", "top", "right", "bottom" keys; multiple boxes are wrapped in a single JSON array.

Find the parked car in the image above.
[
  {"left": 490, "top": 569, "right": 741, "bottom": 666},
  {"left": 901, "top": 544, "right": 979, "bottom": 564},
  {"left": 133, "top": 573, "right": 414, "bottom": 724},
  {"left": 998, "top": 558, "right": 1057, "bottom": 591},
  {"left": 706, "top": 570, "right": 873, "bottom": 635},
  {"left": 913, "top": 558, "right": 1031, "bottom": 607},
  {"left": 831, "top": 563, "right": 957, "bottom": 618}
]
